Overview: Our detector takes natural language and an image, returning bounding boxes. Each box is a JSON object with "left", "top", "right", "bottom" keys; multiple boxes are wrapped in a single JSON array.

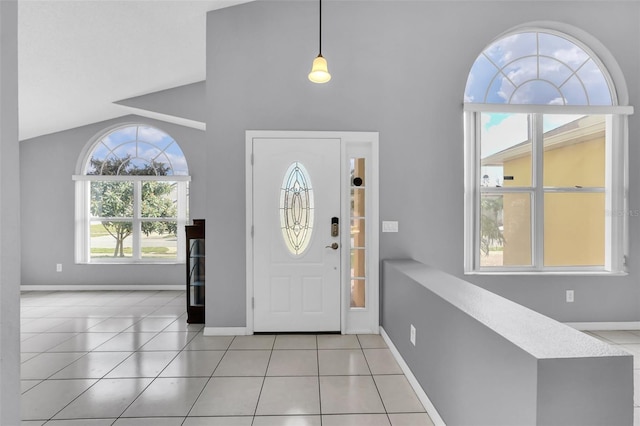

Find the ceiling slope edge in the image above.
[{"left": 114, "top": 81, "right": 206, "bottom": 131}]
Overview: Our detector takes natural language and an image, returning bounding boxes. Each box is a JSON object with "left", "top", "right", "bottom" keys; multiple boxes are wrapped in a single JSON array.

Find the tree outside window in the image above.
[{"left": 75, "top": 125, "right": 190, "bottom": 264}]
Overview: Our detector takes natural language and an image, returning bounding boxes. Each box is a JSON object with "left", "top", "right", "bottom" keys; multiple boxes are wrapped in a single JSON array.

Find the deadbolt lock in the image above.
[{"left": 331, "top": 217, "right": 339, "bottom": 237}]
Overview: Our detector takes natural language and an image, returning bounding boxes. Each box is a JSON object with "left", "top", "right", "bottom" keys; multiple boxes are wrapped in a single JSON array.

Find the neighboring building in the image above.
[{"left": 482, "top": 115, "right": 606, "bottom": 267}]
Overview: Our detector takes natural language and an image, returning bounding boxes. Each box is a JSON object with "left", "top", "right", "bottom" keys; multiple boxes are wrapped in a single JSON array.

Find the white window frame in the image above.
[
  {"left": 74, "top": 123, "right": 191, "bottom": 265},
  {"left": 74, "top": 175, "right": 190, "bottom": 264},
  {"left": 464, "top": 103, "right": 632, "bottom": 275}
]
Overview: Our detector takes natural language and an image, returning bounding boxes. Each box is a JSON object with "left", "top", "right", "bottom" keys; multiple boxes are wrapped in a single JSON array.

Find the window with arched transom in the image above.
[
  {"left": 463, "top": 28, "right": 633, "bottom": 274},
  {"left": 74, "top": 124, "right": 190, "bottom": 263}
]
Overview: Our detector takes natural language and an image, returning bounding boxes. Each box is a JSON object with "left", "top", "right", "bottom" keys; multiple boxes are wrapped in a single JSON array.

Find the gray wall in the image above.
[
  {"left": 1, "top": 1, "right": 21, "bottom": 423},
  {"left": 20, "top": 114, "right": 207, "bottom": 287},
  {"left": 206, "top": 0, "right": 640, "bottom": 326}
]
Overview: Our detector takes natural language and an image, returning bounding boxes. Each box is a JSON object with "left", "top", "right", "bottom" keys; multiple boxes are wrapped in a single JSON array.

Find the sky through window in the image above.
[
  {"left": 464, "top": 31, "right": 613, "bottom": 106},
  {"left": 84, "top": 125, "right": 188, "bottom": 176}
]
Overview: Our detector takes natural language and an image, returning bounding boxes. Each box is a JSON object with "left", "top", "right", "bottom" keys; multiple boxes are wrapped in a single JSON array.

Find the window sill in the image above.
[{"left": 465, "top": 270, "right": 628, "bottom": 277}]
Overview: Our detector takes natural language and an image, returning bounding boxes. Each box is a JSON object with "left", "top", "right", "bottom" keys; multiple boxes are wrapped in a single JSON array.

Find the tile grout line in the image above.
[
  {"left": 23, "top": 293, "right": 434, "bottom": 425},
  {"left": 31, "top": 294, "right": 181, "bottom": 424},
  {"left": 39, "top": 297, "right": 182, "bottom": 423},
  {"left": 317, "top": 334, "right": 323, "bottom": 426},
  {"left": 180, "top": 333, "right": 233, "bottom": 423},
  {"left": 105, "top": 299, "right": 197, "bottom": 424},
  {"left": 250, "top": 335, "right": 276, "bottom": 422},
  {"left": 357, "top": 334, "right": 393, "bottom": 425}
]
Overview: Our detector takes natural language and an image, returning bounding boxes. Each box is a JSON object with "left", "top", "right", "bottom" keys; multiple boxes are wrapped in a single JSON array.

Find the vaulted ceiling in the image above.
[{"left": 18, "top": 0, "right": 252, "bottom": 141}]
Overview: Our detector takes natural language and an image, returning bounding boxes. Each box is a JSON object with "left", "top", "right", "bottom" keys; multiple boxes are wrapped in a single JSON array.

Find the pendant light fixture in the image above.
[{"left": 308, "top": 0, "right": 331, "bottom": 83}]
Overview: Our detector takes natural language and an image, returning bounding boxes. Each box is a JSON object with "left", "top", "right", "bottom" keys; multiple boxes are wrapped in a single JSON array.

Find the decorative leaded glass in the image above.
[
  {"left": 280, "top": 162, "right": 314, "bottom": 255},
  {"left": 464, "top": 31, "right": 614, "bottom": 106}
]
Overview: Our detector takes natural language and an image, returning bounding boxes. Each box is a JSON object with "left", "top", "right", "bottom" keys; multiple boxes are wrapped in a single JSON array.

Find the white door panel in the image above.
[{"left": 253, "top": 138, "right": 341, "bottom": 332}]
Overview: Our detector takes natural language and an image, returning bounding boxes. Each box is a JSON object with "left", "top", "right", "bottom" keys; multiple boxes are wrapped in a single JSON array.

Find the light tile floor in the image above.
[
  {"left": 583, "top": 330, "right": 640, "bottom": 425},
  {"left": 20, "top": 291, "right": 433, "bottom": 426}
]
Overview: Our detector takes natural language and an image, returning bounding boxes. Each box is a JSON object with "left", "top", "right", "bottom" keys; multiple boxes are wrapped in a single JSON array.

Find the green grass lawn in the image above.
[
  {"left": 90, "top": 223, "right": 178, "bottom": 258},
  {"left": 90, "top": 223, "right": 111, "bottom": 236},
  {"left": 90, "top": 247, "right": 177, "bottom": 258},
  {"left": 91, "top": 247, "right": 171, "bottom": 255}
]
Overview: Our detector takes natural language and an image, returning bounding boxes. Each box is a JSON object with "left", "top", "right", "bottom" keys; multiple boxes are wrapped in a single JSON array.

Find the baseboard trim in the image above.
[
  {"left": 380, "top": 326, "right": 446, "bottom": 426},
  {"left": 21, "top": 285, "right": 184, "bottom": 291},
  {"left": 565, "top": 321, "right": 640, "bottom": 331},
  {"left": 345, "top": 329, "right": 377, "bottom": 335},
  {"left": 204, "top": 327, "right": 248, "bottom": 336}
]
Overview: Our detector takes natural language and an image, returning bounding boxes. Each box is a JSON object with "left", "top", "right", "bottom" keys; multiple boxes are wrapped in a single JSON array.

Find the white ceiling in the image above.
[{"left": 18, "top": 0, "right": 253, "bottom": 141}]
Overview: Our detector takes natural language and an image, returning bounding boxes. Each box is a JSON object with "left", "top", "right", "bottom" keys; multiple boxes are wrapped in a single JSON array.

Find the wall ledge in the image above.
[
  {"left": 382, "top": 259, "right": 633, "bottom": 425},
  {"left": 386, "top": 259, "right": 628, "bottom": 360},
  {"left": 566, "top": 321, "right": 640, "bottom": 331}
]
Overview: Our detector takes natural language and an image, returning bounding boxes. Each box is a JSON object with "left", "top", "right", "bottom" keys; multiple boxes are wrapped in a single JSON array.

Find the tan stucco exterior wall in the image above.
[{"left": 502, "top": 137, "right": 605, "bottom": 266}]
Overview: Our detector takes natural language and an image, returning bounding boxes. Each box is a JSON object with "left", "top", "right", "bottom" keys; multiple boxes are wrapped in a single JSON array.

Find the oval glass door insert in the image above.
[{"left": 280, "top": 162, "right": 314, "bottom": 255}]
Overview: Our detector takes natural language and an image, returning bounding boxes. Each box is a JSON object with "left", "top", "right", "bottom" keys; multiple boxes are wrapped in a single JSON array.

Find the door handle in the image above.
[{"left": 325, "top": 242, "right": 339, "bottom": 250}]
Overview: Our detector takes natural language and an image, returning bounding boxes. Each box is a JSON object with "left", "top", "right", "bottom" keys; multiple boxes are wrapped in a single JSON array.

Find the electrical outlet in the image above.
[
  {"left": 410, "top": 324, "right": 416, "bottom": 346},
  {"left": 566, "top": 290, "right": 574, "bottom": 303},
  {"left": 56, "top": 263, "right": 62, "bottom": 272}
]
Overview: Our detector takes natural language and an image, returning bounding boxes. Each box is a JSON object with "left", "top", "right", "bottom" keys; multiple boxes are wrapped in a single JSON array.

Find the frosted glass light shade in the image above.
[{"left": 308, "top": 55, "right": 331, "bottom": 83}]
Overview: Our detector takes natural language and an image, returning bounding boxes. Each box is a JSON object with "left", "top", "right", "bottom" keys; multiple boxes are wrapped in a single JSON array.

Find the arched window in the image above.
[
  {"left": 464, "top": 31, "right": 613, "bottom": 106},
  {"left": 74, "top": 124, "right": 190, "bottom": 263},
  {"left": 463, "top": 28, "right": 633, "bottom": 274}
]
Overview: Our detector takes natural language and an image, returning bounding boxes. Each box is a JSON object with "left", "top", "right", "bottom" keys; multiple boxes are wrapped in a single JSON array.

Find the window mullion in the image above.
[
  {"left": 133, "top": 181, "right": 141, "bottom": 260},
  {"left": 471, "top": 112, "right": 481, "bottom": 271},
  {"left": 606, "top": 114, "right": 626, "bottom": 272},
  {"left": 532, "top": 113, "right": 545, "bottom": 270},
  {"left": 177, "top": 181, "right": 188, "bottom": 262},
  {"left": 75, "top": 180, "right": 90, "bottom": 264}
]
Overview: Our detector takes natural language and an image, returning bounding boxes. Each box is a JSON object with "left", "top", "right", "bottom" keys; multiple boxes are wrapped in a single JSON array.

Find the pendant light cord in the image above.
[{"left": 319, "top": 0, "right": 322, "bottom": 56}]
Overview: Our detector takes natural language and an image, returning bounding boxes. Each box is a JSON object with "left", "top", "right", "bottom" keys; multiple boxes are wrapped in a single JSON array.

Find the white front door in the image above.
[{"left": 252, "top": 138, "right": 341, "bottom": 332}]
